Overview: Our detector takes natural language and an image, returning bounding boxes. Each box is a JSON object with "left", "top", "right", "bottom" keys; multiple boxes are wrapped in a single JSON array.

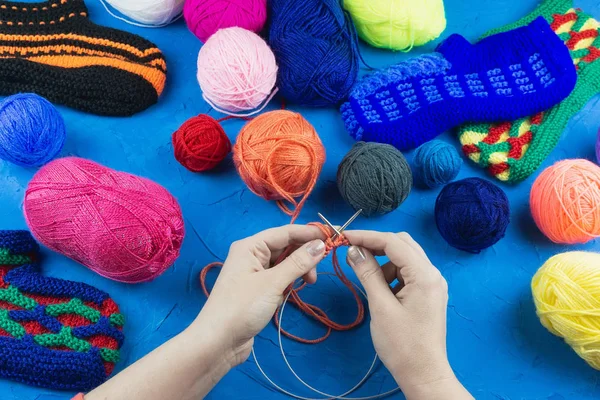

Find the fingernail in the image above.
[
  {"left": 348, "top": 246, "right": 366, "bottom": 266},
  {"left": 307, "top": 240, "right": 325, "bottom": 257}
]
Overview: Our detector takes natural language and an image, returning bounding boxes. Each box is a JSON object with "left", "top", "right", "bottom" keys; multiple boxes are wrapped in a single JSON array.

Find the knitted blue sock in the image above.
[{"left": 340, "top": 17, "right": 577, "bottom": 151}]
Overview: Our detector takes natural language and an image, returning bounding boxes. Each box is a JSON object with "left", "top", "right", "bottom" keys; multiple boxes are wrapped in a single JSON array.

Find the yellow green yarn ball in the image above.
[
  {"left": 343, "top": 0, "right": 446, "bottom": 51},
  {"left": 532, "top": 251, "right": 600, "bottom": 370}
]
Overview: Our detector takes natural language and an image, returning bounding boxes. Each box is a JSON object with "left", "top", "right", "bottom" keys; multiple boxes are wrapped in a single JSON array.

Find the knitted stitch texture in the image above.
[
  {"left": 0, "top": 230, "right": 124, "bottom": 391},
  {"left": 341, "top": 17, "right": 577, "bottom": 151},
  {"left": 458, "top": 0, "right": 600, "bottom": 183},
  {"left": 0, "top": 0, "right": 166, "bottom": 116}
]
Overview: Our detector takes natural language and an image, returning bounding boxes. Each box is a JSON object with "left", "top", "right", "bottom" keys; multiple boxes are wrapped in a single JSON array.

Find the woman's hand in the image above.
[
  {"left": 344, "top": 231, "right": 473, "bottom": 400},
  {"left": 193, "top": 224, "right": 327, "bottom": 366}
]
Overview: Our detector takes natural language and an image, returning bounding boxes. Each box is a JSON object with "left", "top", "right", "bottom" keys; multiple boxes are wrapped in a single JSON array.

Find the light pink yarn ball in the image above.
[
  {"left": 184, "top": 0, "right": 267, "bottom": 43},
  {"left": 23, "top": 157, "right": 185, "bottom": 284},
  {"left": 197, "top": 27, "right": 278, "bottom": 115}
]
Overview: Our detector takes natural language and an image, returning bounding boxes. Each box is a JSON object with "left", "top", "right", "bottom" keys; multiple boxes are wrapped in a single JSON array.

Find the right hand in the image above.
[{"left": 344, "top": 231, "right": 473, "bottom": 399}]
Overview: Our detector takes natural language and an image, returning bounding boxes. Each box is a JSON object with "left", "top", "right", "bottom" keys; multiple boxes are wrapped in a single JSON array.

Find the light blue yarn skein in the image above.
[
  {"left": 0, "top": 94, "right": 66, "bottom": 168},
  {"left": 413, "top": 140, "right": 462, "bottom": 188}
]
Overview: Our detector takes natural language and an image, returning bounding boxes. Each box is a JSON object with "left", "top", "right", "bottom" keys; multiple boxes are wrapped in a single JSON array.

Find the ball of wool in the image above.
[
  {"left": 532, "top": 251, "right": 600, "bottom": 370},
  {"left": 172, "top": 114, "right": 231, "bottom": 172},
  {"left": 197, "top": 27, "right": 278, "bottom": 116},
  {"left": 268, "top": 0, "right": 360, "bottom": 107},
  {"left": 23, "top": 157, "right": 185, "bottom": 284},
  {"left": 435, "top": 177, "right": 510, "bottom": 253},
  {"left": 233, "top": 110, "right": 325, "bottom": 220},
  {"left": 0, "top": 93, "right": 65, "bottom": 168},
  {"left": 337, "top": 142, "right": 412, "bottom": 217},
  {"left": 184, "top": 0, "right": 267, "bottom": 43},
  {"left": 530, "top": 159, "right": 600, "bottom": 244},
  {"left": 343, "top": 0, "right": 446, "bottom": 51},
  {"left": 102, "top": 0, "right": 184, "bottom": 26},
  {"left": 413, "top": 140, "right": 462, "bottom": 188}
]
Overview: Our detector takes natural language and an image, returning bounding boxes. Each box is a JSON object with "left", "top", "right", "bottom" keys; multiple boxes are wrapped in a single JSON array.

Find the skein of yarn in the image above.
[
  {"left": 197, "top": 27, "right": 278, "bottom": 116},
  {"left": 413, "top": 140, "right": 462, "bottom": 188},
  {"left": 268, "top": 0, "right": 360, "bottom": 107},
  {"left": 337, "top": 142, "right": 412, "bottom": 217},
  {"left": 0, "top": 93, "right": 65, "bottom": 168},
  {"left": 530, "top": 159, "right": 600, "bottom": 244},
  {"left": 435, "top": 177, "right": 510, "bottom": 253},
  {"left": 100, "top": 0, "right": 184, "bottom": 27},
  {"left": 532, "top": 251, "right": 600, "bottom": 370},
  {"left": 233, "top": 110, "right": 325, "bottom": 222},
  {"left": 24, "top": 157, "right": 185, "bottom": 284},
  {"left": 184, "top": 0, "right": 267, "bottom": 43},
  {"left": 343, "top": 0, "right": 447, "bottom": 51},
  {"left": 172, "top": 114, "right": 231, "bottom": 172}
]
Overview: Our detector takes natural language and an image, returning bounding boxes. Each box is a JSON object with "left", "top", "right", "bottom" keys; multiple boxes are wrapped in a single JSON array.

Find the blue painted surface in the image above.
[{"left": 1, "top": 0, "right": 600, "bottom": 399}]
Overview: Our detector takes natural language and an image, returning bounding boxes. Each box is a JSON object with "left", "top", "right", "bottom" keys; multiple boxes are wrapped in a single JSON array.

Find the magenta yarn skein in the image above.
[
  {"left": 23, "top": 157, "right": 185, "bottom": 284},
  {"left": 184, "top": 0, "right": 267, "bottom": 43}
]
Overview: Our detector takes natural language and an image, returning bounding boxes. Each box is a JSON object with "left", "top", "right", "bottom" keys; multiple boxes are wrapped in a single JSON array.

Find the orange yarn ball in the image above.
[
  {"left": 172, "top": 114, "right": 231, "bottom": 172},
  {"left": 530, "top": 159, "right": 600, "bottom": 244},
  {"left": 233, "top": 110, "right": 325, "bottom": 221}
]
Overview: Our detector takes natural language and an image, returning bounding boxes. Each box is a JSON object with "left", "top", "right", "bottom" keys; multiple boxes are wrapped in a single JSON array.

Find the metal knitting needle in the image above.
[
  {"left": 318, "top": 209, "right": 363, "bottom": 239},
  {"left": 318, "top": 212, "right": 342, "bottom": 238}
]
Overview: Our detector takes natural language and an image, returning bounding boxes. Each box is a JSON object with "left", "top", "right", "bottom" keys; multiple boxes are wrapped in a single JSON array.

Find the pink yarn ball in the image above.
[
  {"left": 184, "top": 0, "right": 267, "bottom": 43},
  {"left": 197, "top": 27, "right": 278, "bottom": 115},
  {"left": 23, "top": 157, "right": 185, "bottom": 284}
]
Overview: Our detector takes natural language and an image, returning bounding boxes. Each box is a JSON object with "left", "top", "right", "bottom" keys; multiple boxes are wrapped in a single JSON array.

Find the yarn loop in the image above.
[
  {"left": 435, "top": 177, "right": 510, "bottom": 253},
  {"left": 0, "top": 94, "right": 65, "bottom": 168},
  {"left": 24, "top": 157, "right": 185, "bottom": 283},
  {"left": 413, "top": 140, "right": 462, "bottom": 188},
  {"left": 337, "top": 142, "right": 412, "bottom": 217},
  {"left": 172, "top": 114, "right": 231, "bottom": 172},
  {"left": 530, "top": 159, "right": 600, "bottom": 244},
  {"left": 532, "top": 251, "right": 600, "bottom": 370}
]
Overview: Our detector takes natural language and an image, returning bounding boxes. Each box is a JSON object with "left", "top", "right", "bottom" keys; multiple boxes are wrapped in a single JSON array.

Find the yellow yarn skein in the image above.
[
  {"left": 532, "top": 252, "right": 600, "bottom": 370},
  {"left": 343, "top": 0, "right": 446, "bottom": 52}
]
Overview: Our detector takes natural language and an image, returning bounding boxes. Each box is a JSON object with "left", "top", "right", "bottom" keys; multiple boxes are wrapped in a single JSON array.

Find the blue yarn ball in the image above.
[
  {"left": 413, "top": 140, "right": 462, "bottom": 188},
  {"left": 0, "top": 94, "right": 65, "bottom": 168},
  {"left": 268, "top": 0, "right": 360, "bottom": 107},
  {"left": 435, "top": 177, "right": 510, "bottom": 253}
]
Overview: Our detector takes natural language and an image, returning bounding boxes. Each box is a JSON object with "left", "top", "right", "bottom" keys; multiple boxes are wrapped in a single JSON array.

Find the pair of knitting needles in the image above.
[{"left": 318, "top": 209, "right": 362, "bottom": 239}]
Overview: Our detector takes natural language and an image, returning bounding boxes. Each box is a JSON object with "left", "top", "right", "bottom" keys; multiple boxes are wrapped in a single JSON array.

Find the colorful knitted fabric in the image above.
[
  {"left": 340, "top": 17, "right": 577, "bottom": 151},
  {"left": 0, "top": 0, "right": 166, "bottom": 116},
  {"left": 0, "top": 230, "right": 124, "bottom": 391},
  {"left": 458, "top": 0, "right": 600, "bottom": 183}
]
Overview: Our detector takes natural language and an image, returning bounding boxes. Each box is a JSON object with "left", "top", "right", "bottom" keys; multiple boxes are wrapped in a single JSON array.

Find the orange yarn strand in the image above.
[{"left": 200, "top": 223, "right": 365, "bottom": 344}]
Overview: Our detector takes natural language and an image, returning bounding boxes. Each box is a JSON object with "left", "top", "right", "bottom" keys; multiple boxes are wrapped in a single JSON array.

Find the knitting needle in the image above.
[
  {"left": 318, "top": 212, "right": 342, "bottom": 237},
  {"left": 318, "top": 209, "right": 363, "bottom": 239}
]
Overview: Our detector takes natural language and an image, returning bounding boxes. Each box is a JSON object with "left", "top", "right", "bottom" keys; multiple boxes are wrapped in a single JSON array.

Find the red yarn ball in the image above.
[{"left": 172, "top": 114, "right": 231, "bottom": 172}]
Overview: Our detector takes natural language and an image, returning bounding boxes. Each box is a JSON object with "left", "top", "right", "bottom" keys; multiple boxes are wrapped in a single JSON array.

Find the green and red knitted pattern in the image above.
[
  {"left": 458, "top": 0, "right": 600, "bottom": 183},
  {"left": 0, "top": 230, "right": 124, "bottom": 391}
]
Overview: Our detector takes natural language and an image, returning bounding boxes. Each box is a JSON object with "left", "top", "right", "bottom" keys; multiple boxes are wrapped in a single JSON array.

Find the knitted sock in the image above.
[
  {"left": 340, "top": 17, "right": 576, "bottom": 151},
  {"left": 458, "top": 0, "right": 600, "bottom": 183},
  {"left": 0, "top": 230, "right": 124, "bottom": 391},
  {"left": 0, "top": 0, "right": 166, "bottom": 116}
]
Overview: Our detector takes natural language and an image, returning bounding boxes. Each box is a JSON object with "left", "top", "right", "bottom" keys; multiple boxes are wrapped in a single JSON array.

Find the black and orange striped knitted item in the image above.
[{"left": 0, "top": 0, "right": 166, "bottom": 116}]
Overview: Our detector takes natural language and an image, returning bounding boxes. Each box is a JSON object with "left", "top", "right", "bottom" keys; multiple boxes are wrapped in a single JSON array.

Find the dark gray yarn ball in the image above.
[{"left": 337, "top": 142, "right": 413, "bottom": 217}]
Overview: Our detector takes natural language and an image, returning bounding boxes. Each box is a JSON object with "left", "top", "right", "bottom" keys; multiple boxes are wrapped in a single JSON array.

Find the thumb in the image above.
[
  {"left": 271, "top": 239, "right": 326, "bottom": 290},
  {"left": 347, "top": 246, "right": 396, "bottom": 303}
]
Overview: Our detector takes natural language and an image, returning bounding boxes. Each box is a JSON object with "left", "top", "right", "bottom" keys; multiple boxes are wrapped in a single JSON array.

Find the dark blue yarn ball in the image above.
[
  {"left": 268, "top": 0, "right": 360, "bottom": 107},
  {"left": 0, "top": 94, "right": 65, "bottom": 168},
  {"left": 435, "top": 177, "right": 510, "bottom": 253}
]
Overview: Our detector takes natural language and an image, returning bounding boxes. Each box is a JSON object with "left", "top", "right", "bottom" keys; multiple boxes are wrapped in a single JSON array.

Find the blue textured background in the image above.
[{"left": 2, "top": 0, "right": 600, "bottom": 399}]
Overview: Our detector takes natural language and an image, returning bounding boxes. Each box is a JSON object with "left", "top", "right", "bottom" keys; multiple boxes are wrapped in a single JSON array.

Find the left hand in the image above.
[{"left": 192, "top": 224, "right": 327, "bottom": 367}]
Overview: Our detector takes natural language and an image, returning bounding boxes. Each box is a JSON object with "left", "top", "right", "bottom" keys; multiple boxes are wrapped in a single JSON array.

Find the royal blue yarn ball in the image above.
[
  {"left": 268, "top": 0, "right": 360, "bottom": 107},
  {"left": 435, "top": 177, "right": 510, "bottom": 253},
  {"left": 0, "top": 94, "right": 65, "bottom": 168},
  {"left": 413, "top": 140, "right": 462, "bottom": 188}
]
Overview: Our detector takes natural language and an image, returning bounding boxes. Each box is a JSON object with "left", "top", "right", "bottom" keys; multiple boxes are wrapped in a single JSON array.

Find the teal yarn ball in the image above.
[
  {"left": 0, "top": 94, "right": 65, "bottom": 168},
  {"left": 337, "top": 142, "right": 412, "bottom": 217},
  {"left": 413, "top": 140, "right": 462, "bottom": 188}
]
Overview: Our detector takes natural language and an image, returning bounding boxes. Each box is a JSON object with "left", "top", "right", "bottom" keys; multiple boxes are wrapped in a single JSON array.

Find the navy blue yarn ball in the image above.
[
  {"left": 268, "top": 0, "right": 360, "bottom": 107},
  {"left": 413, "top": 140, "right": 462, "bottom": 188},
  {"left": 435, "top": 177, "right": 510, "bottom": 253},
  {"left": 0, "top": 94, "right": 65, "bottom": 168}
]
